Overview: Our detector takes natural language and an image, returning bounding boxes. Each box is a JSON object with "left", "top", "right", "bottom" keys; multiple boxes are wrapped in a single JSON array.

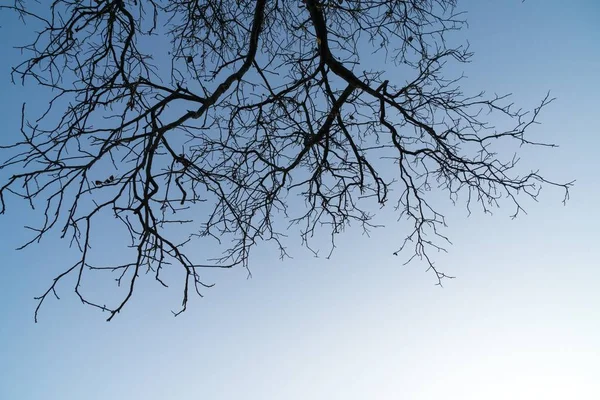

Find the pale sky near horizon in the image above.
[{"left": 1, "top": 1, "right": 599, "bottom": 399}]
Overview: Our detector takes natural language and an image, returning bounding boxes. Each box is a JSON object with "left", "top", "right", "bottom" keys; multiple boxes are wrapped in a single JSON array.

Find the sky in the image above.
[{"left": 0, "top": 0, "right": 599, "bottom": 399}]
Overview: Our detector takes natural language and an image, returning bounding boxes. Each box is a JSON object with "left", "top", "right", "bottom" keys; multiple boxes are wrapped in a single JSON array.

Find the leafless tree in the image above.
[{"left": 0, "top": 0, "right": 571, "bottom": 321}]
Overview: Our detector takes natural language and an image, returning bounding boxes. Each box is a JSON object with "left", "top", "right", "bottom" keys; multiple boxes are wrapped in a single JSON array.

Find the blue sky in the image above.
[{"left": 1, "top": 1, "right": 599, "bottom": 399}]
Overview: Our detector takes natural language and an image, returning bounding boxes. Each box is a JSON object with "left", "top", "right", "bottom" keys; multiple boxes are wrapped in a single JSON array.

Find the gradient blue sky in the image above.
[{"left": 1, "top": 1, "right": 599, "bottom": 399}]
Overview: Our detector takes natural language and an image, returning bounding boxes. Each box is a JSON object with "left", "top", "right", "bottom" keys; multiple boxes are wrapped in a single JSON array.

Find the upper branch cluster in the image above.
[{"left": 0, "top": 0, "right": 571, "bottom": 321}]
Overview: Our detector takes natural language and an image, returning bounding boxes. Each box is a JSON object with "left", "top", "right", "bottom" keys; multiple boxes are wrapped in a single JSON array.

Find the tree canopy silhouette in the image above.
[{"left": 0, "top": 0, "right": 571, "bottom": 321}]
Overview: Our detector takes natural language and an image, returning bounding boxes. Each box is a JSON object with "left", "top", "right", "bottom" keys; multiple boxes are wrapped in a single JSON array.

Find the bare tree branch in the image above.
[{"left": 0, "top": 0, "right": 572, "bottom": 321}]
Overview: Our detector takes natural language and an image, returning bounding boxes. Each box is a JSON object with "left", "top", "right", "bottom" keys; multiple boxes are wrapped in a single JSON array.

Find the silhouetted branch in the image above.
[{"left": 0, "top": 0, "right": 572, "bottom": 321}]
